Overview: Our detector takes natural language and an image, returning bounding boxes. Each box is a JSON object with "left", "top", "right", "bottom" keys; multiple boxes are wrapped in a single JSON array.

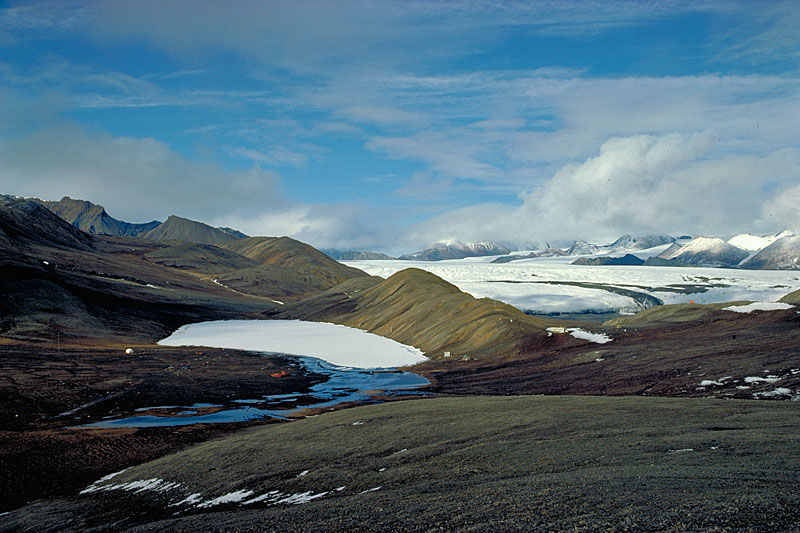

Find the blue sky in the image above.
[{"left": 1, "top": 0, "right": 799, "bottom": 253}]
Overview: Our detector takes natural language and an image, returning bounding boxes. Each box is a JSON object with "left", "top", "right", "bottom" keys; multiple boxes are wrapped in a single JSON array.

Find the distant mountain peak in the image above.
[
  {"left": 35, "top": 196, "right": 249, "bottom": 245},
  {"left": 741, "top": 233, "right": 800, "bottom": 270},
  {"left": 608, "top": 234, "right": 675, "bottom": 251},
  {"left": 659, "top": 236, "right": 749, "bottom": 267},
  {"left": 36, "top": 196, "right": 160, "bottom": 237},
  {"left": 400, "top": 240, "right": 510, "bottom": 261},
  {"left": 141, "top": 215, "right": 243, "bottom": 245}
]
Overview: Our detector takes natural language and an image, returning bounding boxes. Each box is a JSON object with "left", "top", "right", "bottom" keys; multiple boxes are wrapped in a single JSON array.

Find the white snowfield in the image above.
[
  {"left": 348, "top": 252, "right": 800, "bottom": 315},
  {"left": 159, "top": 320, "right": 427, "bottom": 369},
  {"left": 567, "top": 328, "right": 612, "bottom": 344}
]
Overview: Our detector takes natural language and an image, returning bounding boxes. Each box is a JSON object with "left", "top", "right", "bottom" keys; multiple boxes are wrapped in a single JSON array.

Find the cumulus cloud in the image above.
[
  {"left": 211, "top": 203, "right": 397, "bottom": 252},
  {"left": 408, "top": 132, "right": 800, "bottom": 248}
]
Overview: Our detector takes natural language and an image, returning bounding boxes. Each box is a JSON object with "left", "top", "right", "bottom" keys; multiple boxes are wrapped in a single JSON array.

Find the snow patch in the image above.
[
  {"left": 80, "top": 468, "right": 130, "bottom": 493},
  {"left": 275, "top": 491, "right": 329, "bottom": 505},
  {"left": 196, "top": 490, "right": 254, "bottom": 508},
  {"left": 699, "top": 376, "right": 732, "bottom": 387},
  {"left": 567, "top": 328, "right": 612, "bottom": 344},
  {"left": 744, "top": 376, "right": 781, "bottom": 383},
  {"left": 753, "top": 388, "right": 792, "bottom": 399},
  {"left": 159, "top": 320, "right": 427, "bottom": 369},
  {"left": 170, "top": 493, "right": 203, "bottom": 507},
  {"left": 723, "top": 302, "right": 794, "bottom": 313}
]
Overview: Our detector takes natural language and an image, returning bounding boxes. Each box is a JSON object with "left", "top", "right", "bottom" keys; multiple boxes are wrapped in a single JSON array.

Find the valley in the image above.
[{"left": 1, "top": 195, "right": 799, "bottom": 531}]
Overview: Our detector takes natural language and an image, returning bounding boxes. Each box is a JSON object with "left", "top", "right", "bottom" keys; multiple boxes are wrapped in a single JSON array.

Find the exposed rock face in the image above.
[
  {"left": 608, "top": 234, "right": 675, "bottom": 251},
  {"left": 38, "top": 196, "right": 251, "bottom": 244},
  {"left": 38, "top": 196, "right": 160, "bottom": 237},
  {"left": 571, "top": 254, "right": 644, "bottom": 266},
  {"left": 566, "top": 241, "right": 600, "bottom": 256},
  {"left": 642, "top": 257, "right": 687, "bottom": 267},
  {"left": 0, "top": 195, "right": 94, "bottom": 252},
  {"left": 741, "top": 235, "right": 800, "bottom": 270},
  {"left": 491, "top": 248, "right": 567, "bottom": 263},
  {"left": 324, "top": 250, "right": 396, "bottom": 261},
  {"left": 400, "top": 241, "right": 511, "bottom": 261},
  {"left": 657, "top": 237, "right": 749, "bottom": 267}
]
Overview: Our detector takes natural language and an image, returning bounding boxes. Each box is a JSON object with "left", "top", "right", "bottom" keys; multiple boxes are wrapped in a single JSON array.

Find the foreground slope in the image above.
[{"left": 6, "top": 396, "right": 798, "bottom": 532}]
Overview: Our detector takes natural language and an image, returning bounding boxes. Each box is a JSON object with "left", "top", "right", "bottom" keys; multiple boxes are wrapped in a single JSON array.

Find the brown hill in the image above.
[
  {"left": 221, "top": 236, "right": 368, "bottom": 289},
  {"left": 216, "top": 264, "right": 342, "bottom": 302},
  {"left": 0, "top": 198, "right": 274, "bottom": 342},
  {"left": 271, "top": 268, "right": 548, "bottom": 360},
  {"left": 141, "top": 215, "right": 241, "bottom": 246}
]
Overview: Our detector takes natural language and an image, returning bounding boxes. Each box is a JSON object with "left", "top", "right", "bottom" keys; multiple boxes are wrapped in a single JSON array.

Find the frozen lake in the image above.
[
  {"left": 347, "top": 254, "right": 800, "bottom": 316},
  {"left": 82, "top": 320, "right": 429, "bottom": 428},
  {"left": 159, "top": 319, "right": 427, "bottom": 369}
]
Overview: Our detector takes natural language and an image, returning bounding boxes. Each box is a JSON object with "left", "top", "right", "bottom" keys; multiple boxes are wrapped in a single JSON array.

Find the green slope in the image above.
[
  {"left": 221, "top": 236, "right": 368, "bottom": 289},
  {"left": 273, "top": 268, "right": 547, "bottom": 360}
]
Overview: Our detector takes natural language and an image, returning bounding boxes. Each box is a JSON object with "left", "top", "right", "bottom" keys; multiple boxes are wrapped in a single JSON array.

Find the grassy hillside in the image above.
[
  {"left": 602, "top": 301, "right": 748, "bottom": 328},
  {"left": 143, "top": 243, "right": 259, "bottom": 274},
  {"left": 221, "top": 236, "right": 368, "bottom": 289},
  {"left": 780, "top": 288, "right": 800, "bottom": 305},
  {"left": 216, "top": 263, "right": 345, "bottom": 302},
  {"left": 273, "top": 268, "right": 548, "bottom": 360},
  {"left": 7, "top": 395, "right": 798, "bottom": 532}
]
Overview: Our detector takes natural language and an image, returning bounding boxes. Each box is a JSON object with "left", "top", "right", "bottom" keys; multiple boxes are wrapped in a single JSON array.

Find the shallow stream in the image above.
[{"left": 84, "top": 355, "right": 429, "bottom": 428}]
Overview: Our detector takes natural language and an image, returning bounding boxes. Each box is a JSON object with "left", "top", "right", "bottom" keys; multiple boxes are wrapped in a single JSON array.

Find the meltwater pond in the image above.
[{"left": 83, "top": 320, "right": 430, "bottom": 428}]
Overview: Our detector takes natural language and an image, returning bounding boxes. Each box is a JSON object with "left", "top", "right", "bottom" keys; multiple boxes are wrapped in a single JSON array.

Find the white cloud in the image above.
[
  {"left": 758, "top": 183, "right": 800, "bottom": 232},
  {"left": 0, "top": 121, "right": 283, "bottom": 223},
  {"left": 407, "top": 132, "right": 800, "bottom": 248},
  {"left": 212, "top": 203, "right": 395, "bottom": 252}
]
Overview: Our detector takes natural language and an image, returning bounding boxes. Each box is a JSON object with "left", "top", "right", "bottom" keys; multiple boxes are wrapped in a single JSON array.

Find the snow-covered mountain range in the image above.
[
  {"left": 403, "top": 231, "right": 800, "bottom": 270},
  {"left": 400, "top": 240, "right": 511, "bottom": 261}
]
